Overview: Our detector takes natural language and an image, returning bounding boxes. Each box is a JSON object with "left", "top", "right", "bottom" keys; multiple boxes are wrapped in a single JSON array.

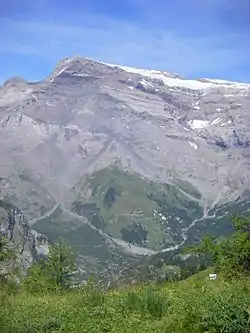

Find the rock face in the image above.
[
  {"left": 0, "top": 57, "right": 250, "bottom": 276},
  {"left": 0, "top": 200, "right": 49, "bottom": 274}
]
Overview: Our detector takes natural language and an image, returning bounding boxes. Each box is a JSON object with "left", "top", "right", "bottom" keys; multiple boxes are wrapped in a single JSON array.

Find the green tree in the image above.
[
  {"left": 0, "top": 234, "right": 12, "bottom": 262},
  {"left": 184, "top": 234, "right": 218, "bottom": 266},
  {"left": 218, "top": 217, "right": 250, "bottom": 276},
  {"left": 184, "top": 217, "right": 250, "bottom": 278},
  {"left": 23, "top": 261, "right": 52, "bottom": 292},
  {"left": 24, "top": 238, "right": 78, "bottom": 291},
  {"left": 45, "top": 238, "right": 78, "bottom": 289},
  {"left": 0, "top": 234, "right": 16, "bottom": 280}
]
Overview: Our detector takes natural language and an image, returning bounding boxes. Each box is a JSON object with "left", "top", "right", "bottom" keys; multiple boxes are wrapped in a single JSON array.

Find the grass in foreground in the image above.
[{"left": 0, "top": 274, "right": 249, "bottom": 333}]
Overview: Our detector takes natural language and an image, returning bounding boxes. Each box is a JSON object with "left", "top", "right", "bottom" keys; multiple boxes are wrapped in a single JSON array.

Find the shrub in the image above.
[{"left": 119, "top": 286, "right": 169, "bottom": 319}]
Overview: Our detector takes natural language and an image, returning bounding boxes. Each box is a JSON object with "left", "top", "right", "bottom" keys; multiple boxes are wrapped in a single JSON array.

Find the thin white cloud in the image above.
[{"left": 1, "top": 12, "right": 249, "bottom": 80}]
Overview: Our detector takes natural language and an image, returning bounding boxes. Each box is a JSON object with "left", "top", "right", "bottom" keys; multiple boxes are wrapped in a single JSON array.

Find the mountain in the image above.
[{"left": 0, "top": 57, "right": 250, "bottom": 277}]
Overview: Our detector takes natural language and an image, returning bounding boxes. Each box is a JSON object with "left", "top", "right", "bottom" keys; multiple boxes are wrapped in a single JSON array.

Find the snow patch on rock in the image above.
[
  {"left": 188, "top": 119, "right": 210, "bottom": 130},
  {"left": 139, "top": 79, "right": 153, "bottom": 87},
  {"left": 204, "top": 78, "right": 250, "bottom": 89},
  {"left": 49, "top": 67, "right": 67, "bottom": 82},
  {"left": 212, "top": 118, "right": 222, "bottom": 125},
  {"left": 189, "top": 141, "right": 198, "bottom": 150}
]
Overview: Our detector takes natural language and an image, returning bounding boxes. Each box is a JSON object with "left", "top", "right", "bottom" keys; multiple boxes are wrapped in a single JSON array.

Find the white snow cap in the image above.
[
  {"left": 100, "top": 60, "right": 250, "bottom": 91},
  {"left": 105, "top": 63, "right": 212, "bottom": 90}
]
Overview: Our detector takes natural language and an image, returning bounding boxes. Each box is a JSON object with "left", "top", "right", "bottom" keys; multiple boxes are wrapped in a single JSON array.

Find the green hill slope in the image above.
[
  {"left": 70, "top": 166, "right": 203, "bottom": 250},
  {"left": 0, "top": 273, "right": 249, "bottom": 333}
]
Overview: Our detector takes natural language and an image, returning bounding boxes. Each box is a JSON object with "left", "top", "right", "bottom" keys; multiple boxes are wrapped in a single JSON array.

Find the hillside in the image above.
[
  {"left": 0, "top": 272, "right": 249, "bottom": 333},
  {"left": 0, "top": 214, "right": 249, "bottom": 333}
]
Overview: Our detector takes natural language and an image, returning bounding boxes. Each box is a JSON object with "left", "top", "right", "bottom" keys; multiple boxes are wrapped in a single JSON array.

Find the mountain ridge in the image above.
[{"left": 49, "top": 56, "right": 250, "bottom": 88}]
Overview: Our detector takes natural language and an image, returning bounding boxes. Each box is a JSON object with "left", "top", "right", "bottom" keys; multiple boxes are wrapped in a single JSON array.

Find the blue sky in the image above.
[{"left": 1, "top": 0, "right": 250, "bottom": 83}]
